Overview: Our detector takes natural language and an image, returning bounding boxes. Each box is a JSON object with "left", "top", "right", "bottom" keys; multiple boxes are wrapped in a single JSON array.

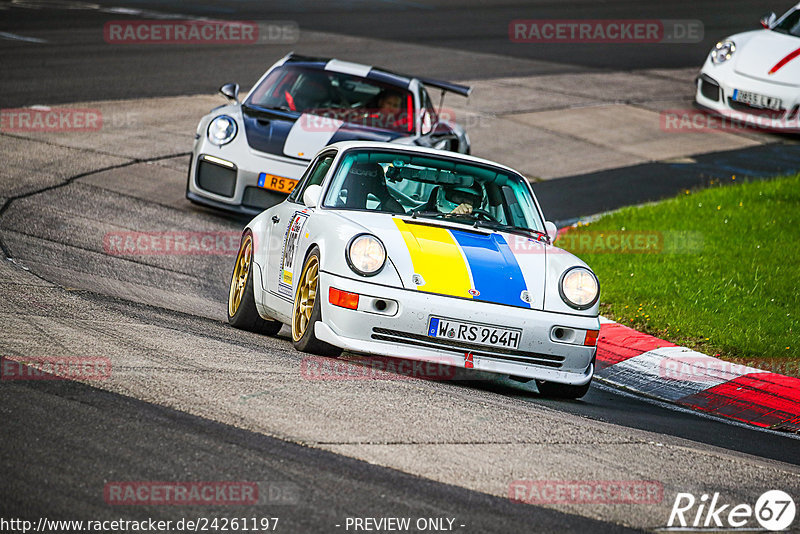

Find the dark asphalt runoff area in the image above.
[
  {"left": 2, "top": 1, "right": 800, "bottom": 532},
  {"left": 537, "top": 143, "right": 800, "bottom": 222},
  {"left": 0, "top": 0, "right": 782, "bottom": 107}
]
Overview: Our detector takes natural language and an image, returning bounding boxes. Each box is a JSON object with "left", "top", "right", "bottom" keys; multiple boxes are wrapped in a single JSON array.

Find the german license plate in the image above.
[
  {"left": 427, "top": 316, "right": 521, "bottom": 349},
  {"left": 732, "top": 89, "right": 782, "bottom": 111},
  {"left": 258, "top": 173, "right": 298, "bottom": 194}
]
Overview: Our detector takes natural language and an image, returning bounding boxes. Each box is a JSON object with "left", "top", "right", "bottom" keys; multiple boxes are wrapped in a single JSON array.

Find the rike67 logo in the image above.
[{"left": 667, "top": 490, "right": 796, "bottom": 531}]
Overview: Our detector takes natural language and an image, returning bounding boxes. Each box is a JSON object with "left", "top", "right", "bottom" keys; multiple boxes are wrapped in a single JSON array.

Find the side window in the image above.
[{"left": 287, "top": 152, "right": 336, "bottom": 204}]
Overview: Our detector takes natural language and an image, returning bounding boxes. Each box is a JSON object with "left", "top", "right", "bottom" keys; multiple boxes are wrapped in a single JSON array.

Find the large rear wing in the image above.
[
  {"left": 281, "top": 54, "right": 474, "bottom": 98},
  {"left": 415, "top": 77, "right": 472, "bottom": 97}
]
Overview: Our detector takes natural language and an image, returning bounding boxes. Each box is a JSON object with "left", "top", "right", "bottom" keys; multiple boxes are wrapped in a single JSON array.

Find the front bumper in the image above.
[
  {"left": 315, "top": 271, "right": 598, "bottom": 385},
  {"left": 694, "top": 68, "right": 800, "bottom": 132},
  {"left": 186, "top": 143, "right": 309, "bottom": 215}
]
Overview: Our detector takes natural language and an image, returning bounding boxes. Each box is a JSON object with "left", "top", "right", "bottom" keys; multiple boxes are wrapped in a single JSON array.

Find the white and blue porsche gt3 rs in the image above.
[
  {"left": 227, "top": 141, "right": 600, "bottom": 398},
  {"left": 695, "top": 3, "right": 800, "bottom": 131},
  {"left": 187, "top": 53, "right": 471, "bottom": 216}
]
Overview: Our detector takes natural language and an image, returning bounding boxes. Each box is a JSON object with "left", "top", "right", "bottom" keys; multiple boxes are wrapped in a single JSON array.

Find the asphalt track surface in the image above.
[
  {"left": 0, "top": 0, "right": 783, "bottom": 106},
  {"left": 3, "top": 1, "right": 800, "bottom": 533},
  {"left": 536, "top": 143, "right": 800, "bottom": 222},
  {"left": 1, "top": 371, "right": 632, "bottom": 533}
]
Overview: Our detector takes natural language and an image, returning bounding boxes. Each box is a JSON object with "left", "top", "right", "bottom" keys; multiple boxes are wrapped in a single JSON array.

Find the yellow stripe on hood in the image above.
[{"left": 394, "top": 219, "right": 472, "bottom": 298}]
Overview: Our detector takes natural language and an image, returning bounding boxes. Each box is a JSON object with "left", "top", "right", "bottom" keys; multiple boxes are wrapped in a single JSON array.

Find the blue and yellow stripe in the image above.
[{"left": 394, "top": 219, "right": 530, "bottom": 308}]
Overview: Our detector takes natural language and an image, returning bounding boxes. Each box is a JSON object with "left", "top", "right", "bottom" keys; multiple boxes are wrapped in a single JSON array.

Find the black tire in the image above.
[
  {"left": 228, "top": 231, "right": 283, "bottom": 336},
  {"left": 291, "top": 247, "right": 341, "bottom": 357},
  {"left": 536, "top": 378, "right": 592, "bottom": 399}
]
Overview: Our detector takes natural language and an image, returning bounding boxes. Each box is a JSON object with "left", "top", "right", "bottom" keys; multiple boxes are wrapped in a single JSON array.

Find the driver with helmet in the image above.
[{"left": 438, "top": 181, "right": 483, "bottom": 215}]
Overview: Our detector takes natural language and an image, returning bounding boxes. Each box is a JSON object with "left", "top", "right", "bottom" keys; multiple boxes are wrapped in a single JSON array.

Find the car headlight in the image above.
[
  {"left": 559, "top": 267, "right": 599, "bottom": 310},
  {"left": 346, "top": 234, "right": 386, "bottom": 276},
  {"left": 710, "top": 40, "right": 735, "bottom": 65},
  {"left": 207, "top": 115, "right": 237, "bottom": 146}
]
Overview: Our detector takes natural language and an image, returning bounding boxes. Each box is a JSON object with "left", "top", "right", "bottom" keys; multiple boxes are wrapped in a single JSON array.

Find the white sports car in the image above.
[
  {"left": 187, "top": 53, "right": 471, "bottom": 216},
  {"left": 695, "top": 4, "right": 800, "bottom": 131},
  {"left": 227, "top": 141, "right": 600, "bottom": 398}
]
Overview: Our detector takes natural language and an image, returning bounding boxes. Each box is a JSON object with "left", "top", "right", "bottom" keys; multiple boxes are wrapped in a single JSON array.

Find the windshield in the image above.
[
  {"left": 246, "top": 65, "right": 415, "bottom": 133},
  {"left": 322, "top": 149, "right": 545, "bottom": 233},
  {"left": 773, "top": 8, "right": 800, "bottom": 37}
]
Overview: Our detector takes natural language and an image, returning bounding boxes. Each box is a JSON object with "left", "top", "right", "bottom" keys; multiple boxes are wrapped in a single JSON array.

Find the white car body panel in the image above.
[{"left": 282, "top": 114, "right": 344, "bottom": 159}]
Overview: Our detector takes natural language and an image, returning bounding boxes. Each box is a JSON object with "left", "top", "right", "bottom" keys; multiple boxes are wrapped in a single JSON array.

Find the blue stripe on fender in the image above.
[{"left": 449, "top": 229, "right": 530, "bottom": 308}]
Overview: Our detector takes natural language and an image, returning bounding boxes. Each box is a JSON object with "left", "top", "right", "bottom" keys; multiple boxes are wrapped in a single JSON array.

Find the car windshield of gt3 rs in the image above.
[
  {"left": 774, "top": 8, "right": 800, "bottom": 36},
  {"left": 246, "top": 65, "right": 416, "bottom": 134},
  {"left": 322, "top": 150, "right": 545, "bottom": 234}
]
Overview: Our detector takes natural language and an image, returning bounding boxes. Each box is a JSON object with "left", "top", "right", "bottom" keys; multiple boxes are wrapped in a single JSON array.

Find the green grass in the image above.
[{"left": 557, "top": 173, "right": 800, "bottom": 371}]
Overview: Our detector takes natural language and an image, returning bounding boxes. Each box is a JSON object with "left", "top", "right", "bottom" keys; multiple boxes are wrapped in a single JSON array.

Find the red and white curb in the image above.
[{"left": 595, "top": 317, "right": 800, "bottom": 433}]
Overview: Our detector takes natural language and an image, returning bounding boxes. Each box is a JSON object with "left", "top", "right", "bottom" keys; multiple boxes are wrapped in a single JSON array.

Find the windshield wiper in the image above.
[
  {"left": 410, "top": 210, "right": 445, "bottom": 220},
  {"left": 409, "top": 212, "right": 550, "bottom": 242},
  {"left": 472, "top": 219, "right": 550, "bottom": 243}
]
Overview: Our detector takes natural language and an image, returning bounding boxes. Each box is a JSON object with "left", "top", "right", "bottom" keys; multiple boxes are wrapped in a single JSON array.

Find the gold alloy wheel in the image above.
[
  {"left": 228, "top": 234, "right": 253, "bottom": 317},
  {"left": 292, "top": 254, "right": 319, "bottom": 342}
]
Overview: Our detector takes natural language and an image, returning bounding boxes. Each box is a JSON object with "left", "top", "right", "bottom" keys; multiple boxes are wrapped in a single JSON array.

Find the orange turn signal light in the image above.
[
  {"left": 329, "top": 287, "right": 359, "bottom": 310},
  {"left": 584, "top": 329, "right": 599, "bottom": 347}
]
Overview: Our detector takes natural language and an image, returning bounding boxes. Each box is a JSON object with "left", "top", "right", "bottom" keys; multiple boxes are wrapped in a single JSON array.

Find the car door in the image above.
[{"left": 263, "top": 151, "right": 336, "bottom": 317}]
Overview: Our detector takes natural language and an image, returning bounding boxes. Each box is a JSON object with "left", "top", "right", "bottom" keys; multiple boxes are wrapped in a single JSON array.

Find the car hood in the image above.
[
  {"left": 242, "top": 106, "right": 406, "bottom": 161},
  {"left": 333, "top": 211, "right": 548, "bottom": 311},
  {"left": 733, "top": 30, "right": 800, "bottom": 86}
]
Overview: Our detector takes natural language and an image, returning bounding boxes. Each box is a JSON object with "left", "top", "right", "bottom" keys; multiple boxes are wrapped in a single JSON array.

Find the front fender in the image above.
[
  {"left": 298, "top": 211, "right": 404, "bottom": 289},
  {"left": 246, "top": 207, "right": 277, "bottom": 289}
]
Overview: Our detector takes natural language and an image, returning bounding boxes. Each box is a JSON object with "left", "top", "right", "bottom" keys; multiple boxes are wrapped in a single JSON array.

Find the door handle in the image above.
[{"left": 271, "top": 215, "right": 280, "bottom": 224}]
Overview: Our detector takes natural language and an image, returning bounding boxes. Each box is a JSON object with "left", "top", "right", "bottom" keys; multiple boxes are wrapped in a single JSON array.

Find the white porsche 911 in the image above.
[
  {"left": 227, "top": 141, "right": 600, "bottom": 398},
  {"left": 695, "top": 4, "right": 800, "bottom": 131}
]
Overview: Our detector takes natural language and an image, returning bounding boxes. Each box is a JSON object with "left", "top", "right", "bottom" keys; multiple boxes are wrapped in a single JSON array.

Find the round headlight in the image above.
[
  {"left": 207, "top": 115, "right": 237, "bottom": 146},
  {"left": 559, "top": 267, "right": 599, "bottom": 310},
  {"left": 711, "top": 40, "right": 735, "bottom": 64},
  {"left": 346, "top": 234, "right": 386, "bottom": 276}
]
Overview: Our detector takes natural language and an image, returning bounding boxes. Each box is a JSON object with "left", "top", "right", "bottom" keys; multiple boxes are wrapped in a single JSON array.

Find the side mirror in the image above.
[
  {"left": 544, "top": 221, "right": 558, "bottom": 243},
  {"left": 303, "top": 184, "right": 322, "bottom": 208},
  {"left": 761, "top": 12, "right": 777, "bottom": 29},
  {"left": 220, "top": 83, "right": 240, "bottom": 103}
]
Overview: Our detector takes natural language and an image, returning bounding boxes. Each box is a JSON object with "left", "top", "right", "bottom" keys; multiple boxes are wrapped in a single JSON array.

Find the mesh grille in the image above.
[{"left": 197, "top": 159, "right": 236, "bottom": 197}]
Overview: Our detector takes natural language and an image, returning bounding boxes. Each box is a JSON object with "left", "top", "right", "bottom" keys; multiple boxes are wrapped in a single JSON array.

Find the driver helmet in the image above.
[{"left": 439, "top": 181, "right": 482, "bottom": 212}]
